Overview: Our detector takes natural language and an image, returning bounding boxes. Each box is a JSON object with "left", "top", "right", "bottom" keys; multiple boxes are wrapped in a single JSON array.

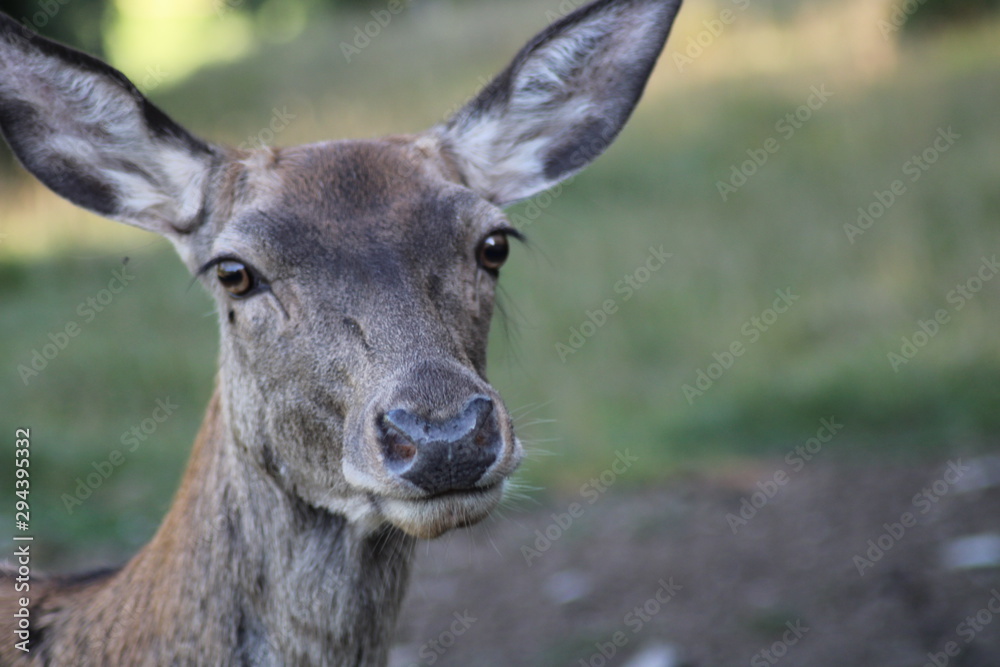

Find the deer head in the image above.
[{"left": 0, "top": 0, "right": 681, "bottom": 542}]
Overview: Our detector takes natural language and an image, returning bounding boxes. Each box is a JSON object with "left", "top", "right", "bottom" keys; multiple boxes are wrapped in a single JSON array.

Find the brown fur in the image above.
[{"left": 2, "top": 391, "right": 413, "bottom": 665}]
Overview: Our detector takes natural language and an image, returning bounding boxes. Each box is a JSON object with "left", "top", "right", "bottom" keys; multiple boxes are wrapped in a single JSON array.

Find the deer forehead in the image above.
[{"left": 208, "top": 138, "right": 504, "bottom": 276}]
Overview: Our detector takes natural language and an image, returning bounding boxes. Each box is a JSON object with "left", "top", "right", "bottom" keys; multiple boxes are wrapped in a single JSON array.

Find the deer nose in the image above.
[{"left": 379, "top": 395, "right": 501, "bottom": 495}]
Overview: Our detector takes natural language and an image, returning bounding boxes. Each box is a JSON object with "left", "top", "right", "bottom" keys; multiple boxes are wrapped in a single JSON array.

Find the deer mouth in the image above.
[{"left": 378, "top": 481, "right": 506, "bottom": 539}]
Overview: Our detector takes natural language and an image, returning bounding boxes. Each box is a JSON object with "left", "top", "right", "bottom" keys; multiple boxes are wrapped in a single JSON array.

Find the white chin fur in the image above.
[
  {"left": 313, "top": 482, "right": 505, "bottom": 539},
  {"left": 381, "top": 483, "right": 505, "bottom": 539}
]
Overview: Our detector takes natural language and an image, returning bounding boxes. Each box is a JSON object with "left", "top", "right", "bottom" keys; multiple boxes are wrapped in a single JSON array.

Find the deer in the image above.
[{"left": 0, "top": 0, "right": 682, "bottom": 664}]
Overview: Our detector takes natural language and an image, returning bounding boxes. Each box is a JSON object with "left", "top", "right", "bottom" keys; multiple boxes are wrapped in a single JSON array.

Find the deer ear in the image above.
[
  {"left": 434, "top": 0, "right": 681, "bottom": 207},
  {"left": 0, "top": 15, "right": 217, "bottom": 237}
]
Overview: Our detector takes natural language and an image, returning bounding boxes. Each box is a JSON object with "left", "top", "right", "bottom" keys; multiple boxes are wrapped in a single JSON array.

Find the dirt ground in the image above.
[{"left": 389, "top": 457, "right": 1000, "bottom": 667}]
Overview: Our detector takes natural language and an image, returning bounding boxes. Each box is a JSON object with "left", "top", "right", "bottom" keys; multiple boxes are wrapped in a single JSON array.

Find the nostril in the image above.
[
  {"left": 376, "top": 395, "right": 503, "bottom": 495},
  {"left": 381, "top": 428, "right": 417, "bottom": 464},
  {"left": 383, "top": 408, "right": 427, "bottom": 443},
  {"left": 465, "top": 395, "right": 493, "bottom": 429},
  {"left": 379, "top": 414, "right": 420, "bottom": 476},
  {"left": 438, "top": 394, "right": 493, "bottom": 444}
]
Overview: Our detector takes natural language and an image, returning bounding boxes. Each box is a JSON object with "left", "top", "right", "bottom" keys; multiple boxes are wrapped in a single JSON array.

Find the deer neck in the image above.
[{"left": 44, "top": 387, "right": 415, "bottom": 666}]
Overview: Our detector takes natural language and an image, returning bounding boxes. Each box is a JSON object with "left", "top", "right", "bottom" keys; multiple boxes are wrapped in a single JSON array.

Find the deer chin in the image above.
[
  {"left": 341, "top": 450, "right": 516, "bottom": 539},
  {"left": 379, "top": 483, "right": 505, "bottom": 539}
]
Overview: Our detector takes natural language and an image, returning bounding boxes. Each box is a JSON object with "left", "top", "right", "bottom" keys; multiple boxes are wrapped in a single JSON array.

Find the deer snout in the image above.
[
  {"left": 379, "top": 395, "right": 501, "bottom": 495},
  {"left": 342, "top": 359, "right": 521, "bottom": 538}
]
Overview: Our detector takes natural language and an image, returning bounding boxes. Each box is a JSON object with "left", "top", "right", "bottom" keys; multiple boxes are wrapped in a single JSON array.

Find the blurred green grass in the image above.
[{"left": 1, "top": 0, "right": 999, "bottom": 568}]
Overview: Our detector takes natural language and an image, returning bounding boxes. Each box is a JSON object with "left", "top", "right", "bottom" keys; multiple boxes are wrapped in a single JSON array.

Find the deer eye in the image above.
[
  {"left": 216, "top": 260, "right": 257, "bottom": 297},
  {"left": 477, "top": 233, "right": 510, "bottom": 271}
]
